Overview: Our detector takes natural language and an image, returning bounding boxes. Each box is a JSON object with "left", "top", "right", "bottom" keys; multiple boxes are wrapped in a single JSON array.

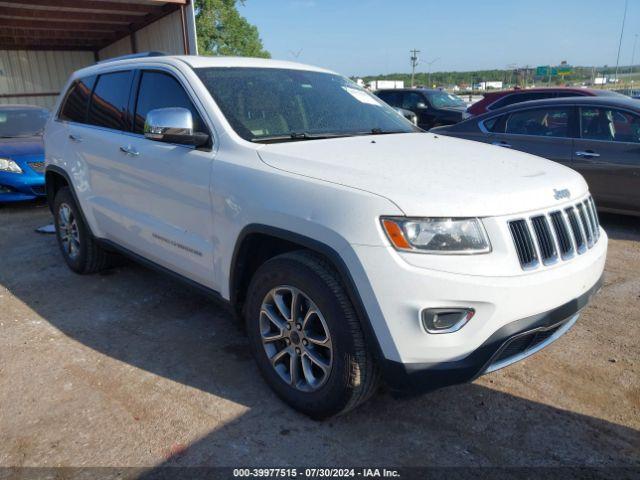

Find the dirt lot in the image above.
[{"left": 0, "top": 201, "right": 638, "bottom": 470}]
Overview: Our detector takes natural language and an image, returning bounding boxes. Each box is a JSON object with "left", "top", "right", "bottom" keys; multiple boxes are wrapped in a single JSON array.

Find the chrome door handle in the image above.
[
  {"left": 68, "top": 134, "right": 82, "bottom": 142},
  {"left": 119, "top": 146, "right": 140, "bottom": 157},
  {"left": 575, "top": 150, "right": 600, "bottom": 158},
  {"left": 492, "top": 141, "right": 512, "bottom": 148}
]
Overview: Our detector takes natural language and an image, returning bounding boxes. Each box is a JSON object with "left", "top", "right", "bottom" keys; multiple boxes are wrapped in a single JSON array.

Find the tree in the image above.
[{"left": 195, "top": 0, "right": 270, "bottom": 58}]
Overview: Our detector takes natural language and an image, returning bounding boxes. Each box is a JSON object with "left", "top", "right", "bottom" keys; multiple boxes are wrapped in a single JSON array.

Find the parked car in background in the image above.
[
  {"left": 432, "top": 96, "right": 640, "bottom": 216},
  {"left": 0, "top": 105, "right": 49, "bottom": 202},
  {"left": 45, "top": 55, "right": 606, "bottom": 418},
  {"left": 376, "top": 88, "right": 466, "bottom": 129},
  {"left": 393, "top": 106, "right": 418, "bottom": 125},
  {"left": 466, "top": 87, "right": 624, "bottom": 117}
]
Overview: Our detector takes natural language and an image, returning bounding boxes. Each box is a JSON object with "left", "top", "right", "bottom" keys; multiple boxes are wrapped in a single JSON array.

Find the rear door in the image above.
[
  {"left": 572, "top": 106, "right": 640, "bottom": 213},
  {"left": 487, "top": 106, "right": 575, "bottom": 166},
  {"left": 116, "top": 68, "right": 217, "bottom": 288},
  {"left": 65, "top": 70, "right": 134, "bottom": 239}
]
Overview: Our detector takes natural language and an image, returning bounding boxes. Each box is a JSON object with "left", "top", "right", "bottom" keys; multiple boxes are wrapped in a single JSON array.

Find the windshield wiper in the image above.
[
  {"left": 370, "top": 128, "right": 410, "bottom": 135},
  {"left": 251, "top": 131, "right": 356, "bottom": 144}
]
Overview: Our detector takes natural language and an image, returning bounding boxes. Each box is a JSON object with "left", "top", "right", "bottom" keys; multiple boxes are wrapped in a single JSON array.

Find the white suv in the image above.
[{"left": 44, "top": 54, "right": 607, "bottom": 418}]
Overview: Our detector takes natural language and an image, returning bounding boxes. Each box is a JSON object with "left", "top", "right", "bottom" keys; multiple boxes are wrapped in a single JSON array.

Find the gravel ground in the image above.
[{"left": 0, "top": 201, "right": 638, "bottom": 471}]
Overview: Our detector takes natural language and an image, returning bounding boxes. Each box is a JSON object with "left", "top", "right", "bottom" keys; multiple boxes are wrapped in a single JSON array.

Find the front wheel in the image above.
[
  {"left": 53, "top": 187, "right": 110, "bottom": 274},
  {"left": 245, "top": 251, "right": 379, "bottom": 419}
]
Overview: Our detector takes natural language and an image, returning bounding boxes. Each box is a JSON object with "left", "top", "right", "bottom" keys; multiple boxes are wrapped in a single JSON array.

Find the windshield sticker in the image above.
[{"left": 342, "top": 87, "right": 380, "bottom": 106}]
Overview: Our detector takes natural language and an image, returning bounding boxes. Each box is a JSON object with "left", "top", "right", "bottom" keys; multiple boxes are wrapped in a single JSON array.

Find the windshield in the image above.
[
  {"left": 195, "top": 67, "right": 418, "bottom": 142},
  {"left": 426, "top": 91, "right": 466, "bottom": 109},
  {"left": 0, "top": 107, "right": 49, "bottom": 138}
]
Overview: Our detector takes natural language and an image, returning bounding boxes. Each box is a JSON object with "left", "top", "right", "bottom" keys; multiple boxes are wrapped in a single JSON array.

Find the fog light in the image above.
[{"left": 421, "top": 308, "right": 475, "bottom": 334}]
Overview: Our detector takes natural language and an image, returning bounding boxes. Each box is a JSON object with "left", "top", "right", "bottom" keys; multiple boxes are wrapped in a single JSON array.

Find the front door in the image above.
[
  {"left": 401, "top": 91, "right": 435, "bottom": 129},
  {"left": 116, "top": 69, "right": 217, "bottom": 289}
]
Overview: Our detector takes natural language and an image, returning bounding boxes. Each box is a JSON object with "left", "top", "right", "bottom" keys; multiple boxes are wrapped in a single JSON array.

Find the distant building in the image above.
[
  {"left": 369, "top": 80, "right": 404, "bottom": 90},
  {"left": 473, "top": 81, "right": 504, "bottom": 91}
]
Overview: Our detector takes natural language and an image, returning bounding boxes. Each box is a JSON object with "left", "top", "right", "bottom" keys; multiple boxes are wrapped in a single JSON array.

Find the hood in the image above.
[
  {"left": 257, "top": 132, "right": 588, "bottom": 217},
  {"left": 0, "top": 136, "right": 44, "bottom": 157}
]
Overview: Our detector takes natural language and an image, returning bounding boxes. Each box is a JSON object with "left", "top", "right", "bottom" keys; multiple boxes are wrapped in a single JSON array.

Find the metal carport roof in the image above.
[{"left": 0, "top": 0, "right": 189, "bottom": 53}]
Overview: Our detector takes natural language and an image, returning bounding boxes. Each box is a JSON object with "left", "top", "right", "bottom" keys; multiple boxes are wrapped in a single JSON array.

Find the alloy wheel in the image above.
[
  {"left": 58, "top": 203, "right": 80, "bottom": 260},
  {"left": 259, "top": 286, "right": 333, "bottom": 392}
]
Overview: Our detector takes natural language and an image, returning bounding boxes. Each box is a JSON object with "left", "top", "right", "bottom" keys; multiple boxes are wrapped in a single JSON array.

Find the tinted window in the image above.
[
  {"left": 196, "top": 67, "right": 415, "bottom": 142},
  {"left": 505, "top": 108, "right": 571, "bottom": 137},
  {"left": 490, "top": 92, "right": 555, "bottom": 110},
  {"left": 59, "top": 75, "right": 96, "bottom": 123},
  {"left": 402, "top": 92, "right": 424, "bottom": 110},
  {"left": 580, "top": 107, "right": 640, "bottom": 143},
  {"left": 376, "top": 91, "right": 400, "bottom": 107},
  {"left": 134, "top": 71, "right": 206, "bottom": 134},
  {"left": 87, "top": 71, "right": 132, "bottom": 131},
  {"left": 481, "top": 116, "right": 502, "bottom": 132}
]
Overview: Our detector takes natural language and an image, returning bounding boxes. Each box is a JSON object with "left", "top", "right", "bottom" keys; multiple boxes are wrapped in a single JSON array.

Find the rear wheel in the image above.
[
  {"left": 53, "top": 187, "right": 110, "bottom": 274},
  {"left": 245, "top": 250, "right": 379, "bottom": 419}
]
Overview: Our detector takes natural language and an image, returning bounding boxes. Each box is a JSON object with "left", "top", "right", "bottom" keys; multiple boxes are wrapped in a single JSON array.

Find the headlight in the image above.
[
  {"left": 0, "top": 158, "right": 22, "bottom": 174},
  {"left": 381, "top": 217, "right": 491, "bottom": 254}
]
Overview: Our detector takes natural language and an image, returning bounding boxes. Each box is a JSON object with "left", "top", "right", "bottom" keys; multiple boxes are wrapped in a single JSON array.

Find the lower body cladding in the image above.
[
  {"left": 350, "top": 231, "right": 607, "bottom": 393},
  {"left": 0, "top": 171, "right": 45, "bottom": 202}
]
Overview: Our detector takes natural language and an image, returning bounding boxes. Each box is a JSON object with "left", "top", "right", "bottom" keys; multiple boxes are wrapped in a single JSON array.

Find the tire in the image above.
[
  {"left": 245, "top": 250, "right": 379, "bottom": 419},
  {"left": 53, "top": 186, "right": 110, "bottom": 274}
]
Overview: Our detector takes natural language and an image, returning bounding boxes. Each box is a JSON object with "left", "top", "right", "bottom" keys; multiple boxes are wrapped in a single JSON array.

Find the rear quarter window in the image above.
[{"left": 58, "top": 75, "right": 96, "bottom": 123}]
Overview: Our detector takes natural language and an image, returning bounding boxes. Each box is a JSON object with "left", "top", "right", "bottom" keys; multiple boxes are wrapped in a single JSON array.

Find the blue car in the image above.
[{"left": 0, "top": 105, "right": 49, "bottom": 202}]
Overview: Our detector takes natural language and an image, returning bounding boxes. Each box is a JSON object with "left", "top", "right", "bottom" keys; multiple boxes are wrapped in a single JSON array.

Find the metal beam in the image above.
[
  {"left": 0, "top": 37, "right": 101, "bottom": 48},
  {"left": 4, "top": 28, "right": 117, "bottom": 40},
  {"left": 0, "top": 92, "right": 59, "bottom": 99},
  {"left": 2, "top": 18, "right": 128, "bottom": 32},
  {"left": 0, "top": 0, "right": 184, "bottom": 14},
  {"left": 0, "top": 6, "right": 141, "bottom": 24}
]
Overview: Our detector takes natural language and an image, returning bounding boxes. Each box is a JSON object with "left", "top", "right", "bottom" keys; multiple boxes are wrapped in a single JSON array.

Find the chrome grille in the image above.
[
  {"left": 565, "top": 207, "right": 586, "bottom": 253},
  {"left": 531, "top": 215, "right": 557, "bottom": 265},
  {"left": 509, "top": 196, "right": 601, "bottom": 270},
  {"left": 509, "top": 219, "right": 538, "bottom": 269}
]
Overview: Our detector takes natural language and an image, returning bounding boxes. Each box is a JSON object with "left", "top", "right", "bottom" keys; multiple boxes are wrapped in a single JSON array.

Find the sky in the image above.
[{"left": 238, "top": 0, "right": 640, "bottom": 77}]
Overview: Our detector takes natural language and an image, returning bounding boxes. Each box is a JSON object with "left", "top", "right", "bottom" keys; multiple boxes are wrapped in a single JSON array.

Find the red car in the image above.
[{"left": 466, "top": 87, "right": 623, "bottom": 117}]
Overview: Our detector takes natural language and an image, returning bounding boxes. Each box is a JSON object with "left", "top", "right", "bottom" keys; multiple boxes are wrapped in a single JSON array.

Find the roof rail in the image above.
[{"left": 97, "top": 51, "right": 168, "bottom": 64}]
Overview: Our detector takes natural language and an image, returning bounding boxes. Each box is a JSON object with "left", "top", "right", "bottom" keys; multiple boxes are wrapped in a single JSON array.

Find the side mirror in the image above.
[
  {"left": 144, "top": 107, "right": 209, "bottom": 147},
  {"left": 416, "top": 102, "right": 428, "bottom": 109}
]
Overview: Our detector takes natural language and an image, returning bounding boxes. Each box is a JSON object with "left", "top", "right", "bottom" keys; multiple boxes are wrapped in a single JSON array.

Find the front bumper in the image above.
[
  {"left": 347, "top": 219, "right": 606, "bottom": 392},
  {"left": 379, "top": 275, "right": 602, "bottom": 393},
  {"left": 0, "top": 169, "right": 45, "bottom": 202}
]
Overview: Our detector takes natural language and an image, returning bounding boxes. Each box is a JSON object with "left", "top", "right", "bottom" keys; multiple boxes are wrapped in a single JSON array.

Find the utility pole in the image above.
[
  {"left": 410, "top": 49, "right": 420, "bottom": 87},
  {"left": 614, "top": 0, "right": 628, "bottom": 84}
]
